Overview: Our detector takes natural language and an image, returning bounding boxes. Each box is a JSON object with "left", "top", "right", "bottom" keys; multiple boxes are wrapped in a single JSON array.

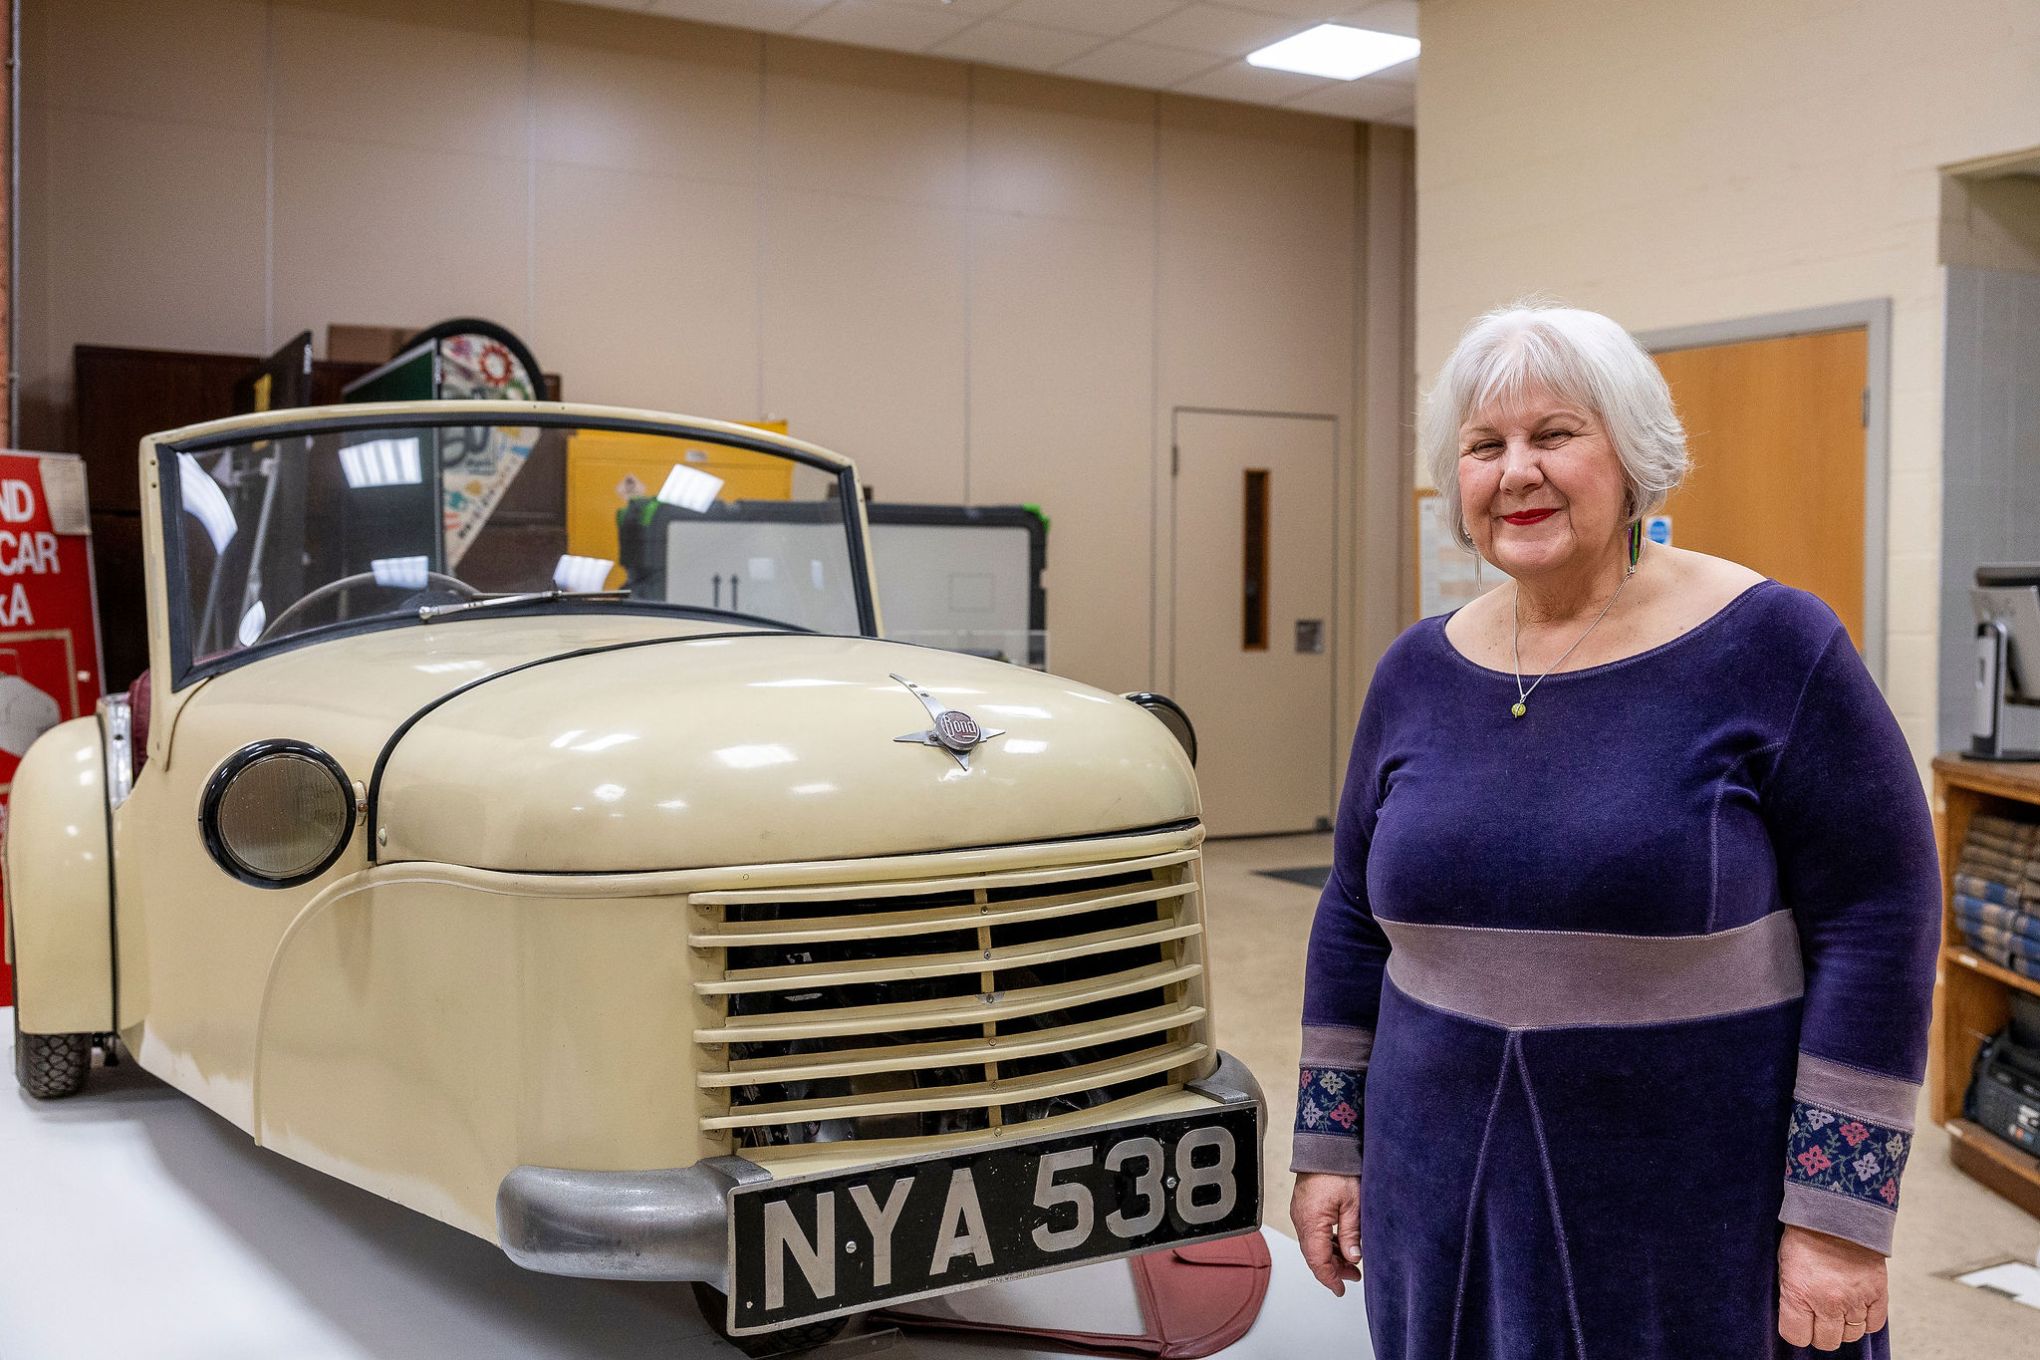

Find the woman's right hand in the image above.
[{"left": 1290, "top": 1171, "right": 1362, "bottom": 1296}]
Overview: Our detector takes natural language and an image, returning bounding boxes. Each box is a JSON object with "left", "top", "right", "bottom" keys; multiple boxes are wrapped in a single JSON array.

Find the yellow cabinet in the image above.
[{"left": 565, "top": 422, "right": 793, "bottom": 584}]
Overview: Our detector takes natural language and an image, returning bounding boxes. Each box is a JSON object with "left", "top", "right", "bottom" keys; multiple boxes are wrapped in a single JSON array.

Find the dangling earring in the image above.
[
  {"left": 1473, "top": 546, "right": 1485, "bottom": 593},
  {"left": 1625, "top": 518, "right": 1644, "bottom": 578}
]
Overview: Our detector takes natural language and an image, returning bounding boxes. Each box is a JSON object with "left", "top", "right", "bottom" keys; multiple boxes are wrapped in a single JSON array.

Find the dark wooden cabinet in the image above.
[{"left": 70, "top": 342, "right": 558, "bottom": 689}]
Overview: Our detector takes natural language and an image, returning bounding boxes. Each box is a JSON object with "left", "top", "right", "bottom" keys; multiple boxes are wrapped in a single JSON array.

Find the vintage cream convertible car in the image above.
[{"left": 4, "top": 402, "right": 1261, "bottom": 1350}]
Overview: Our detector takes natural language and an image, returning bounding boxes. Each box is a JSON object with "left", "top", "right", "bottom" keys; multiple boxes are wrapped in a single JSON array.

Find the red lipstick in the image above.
[{"left": 1502, "top": 508, "right": 1558, "bottom": 526}]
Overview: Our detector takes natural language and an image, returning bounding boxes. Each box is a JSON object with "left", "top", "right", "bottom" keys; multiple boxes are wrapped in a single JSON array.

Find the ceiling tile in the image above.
[
  {"left": 1126, "top": 4, "right": 1312, "bottom": 57},
  {"left": 1364, "top": 55, "right": 1417, "bottom": 84},
  {"left": 794, "top": 0, "right": 977, "bottom": 52},
  {"left": 998, "top": 0, "right": 1184, "bottom": 37},
  {"left": 1341, "top": 1, "right": 1419, "bottom": 39},
  {"left": 1220, "top": 1, "right": 1367, "bottom": 17},
  {"left": 1284, "top": 75, "right": 1413, "bottom": 121},
  {"left": 932, "top": 19, "right": 1102, "bottom": 71},
  {"left": 861, "top": 0, "right": 1018, "bottom": 17},
  {"left": 1056, "top": 39, "right": 1225, "bottom": 89},
  {"left": 1172, "top": 60, "right": 1333, "bottom": 102},
  {"left": 646, "top": 0, "right": 832, "bottom": 30}
]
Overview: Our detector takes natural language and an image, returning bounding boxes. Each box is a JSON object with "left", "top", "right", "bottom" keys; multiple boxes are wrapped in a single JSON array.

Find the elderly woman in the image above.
[{"left": 1289, "top": 303, "right": 1939, "bottom": 1358}]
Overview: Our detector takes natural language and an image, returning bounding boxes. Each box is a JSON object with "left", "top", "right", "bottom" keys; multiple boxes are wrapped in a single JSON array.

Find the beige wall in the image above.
[
  {"left": 1413, "top": 0, "right": 2040, "bottom": 765},
  {"left": 17, "top": 0, "right": 1413, "bottom": 724}
]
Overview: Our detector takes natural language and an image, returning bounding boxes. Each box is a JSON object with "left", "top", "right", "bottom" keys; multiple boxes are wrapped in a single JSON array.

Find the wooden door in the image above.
[
  {"left": 1652, "top": 329, "right": 1868, "bottom": 642},
  {"left": 1170, "top": 412, "right": 1337, "bottom": 836}
]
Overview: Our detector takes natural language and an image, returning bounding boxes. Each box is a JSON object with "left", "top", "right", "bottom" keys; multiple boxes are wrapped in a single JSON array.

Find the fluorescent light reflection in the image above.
[
  {"left": 371, "top": 555, "right": 429, "bottom": 589},
  {"left": 1247, "top": 24, "right": 1419, "bottom": 80},
  {"left": 338, "top": 437, "right": 423, "bottom": 489},
  {"left": 570, "top": 732, "right": 637, "bottom": 753},
  {"left": 657, "top": 464, "right": 725, "bottom": 512},
  {"left": 715, "top": 744, "right": 796, "bottom": 769},
  {"left": 553, "top": 555, "right": 615, "bottom": 592},
  {"left": 236, "top": 601, "right": 266, "bottom": 647},
  {"left": 177, "top": 453, "right": 238, "bottom": 552}
]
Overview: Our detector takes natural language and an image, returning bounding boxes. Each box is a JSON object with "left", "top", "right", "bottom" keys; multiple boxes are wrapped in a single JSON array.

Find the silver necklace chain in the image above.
[{"left": 1509, "top": 570, "right": 1629, "bottom": 718}]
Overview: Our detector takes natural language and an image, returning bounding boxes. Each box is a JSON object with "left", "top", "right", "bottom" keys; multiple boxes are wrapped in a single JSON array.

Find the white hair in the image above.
[{"left": 1421, "top": 301, "right": 1689, "bottom": 551}]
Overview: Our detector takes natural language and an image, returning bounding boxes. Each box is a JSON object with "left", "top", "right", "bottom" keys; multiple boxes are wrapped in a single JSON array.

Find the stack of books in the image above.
[{"left": 1954, "top": 812, "right": 2040, "bottom": 982}]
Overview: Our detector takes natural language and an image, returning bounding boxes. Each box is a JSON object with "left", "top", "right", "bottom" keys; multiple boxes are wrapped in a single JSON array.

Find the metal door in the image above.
[{"left": 1169, "top": 410, "right": 1337, "bottom": 836}]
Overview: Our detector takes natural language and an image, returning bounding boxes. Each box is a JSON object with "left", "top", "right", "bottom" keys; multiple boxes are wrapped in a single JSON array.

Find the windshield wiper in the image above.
[{"left": 417, "top": 589, "right": 630, "bottom": 622}]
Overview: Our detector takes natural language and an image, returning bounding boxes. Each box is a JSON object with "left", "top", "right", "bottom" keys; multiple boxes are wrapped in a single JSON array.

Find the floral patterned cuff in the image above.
[
  {"left": 1779, "top": 1053, "right": 1918, "bottom": 1255},
  {"left": 1291, "top": 1024, "right": 1372, "bottom": 1175},
  {"left": 1785, "top": 1100, "right": 1910, "bottom": 1209}
]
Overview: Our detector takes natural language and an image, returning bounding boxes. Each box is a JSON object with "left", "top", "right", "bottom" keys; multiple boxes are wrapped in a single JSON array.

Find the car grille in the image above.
[{"left": 688, "top": 845, "right": 1210, "bottom": 1148}]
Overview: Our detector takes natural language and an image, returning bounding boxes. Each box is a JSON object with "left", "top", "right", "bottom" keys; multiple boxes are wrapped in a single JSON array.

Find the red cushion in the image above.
[{"left": 126, "top": 671, "right": 150, "bottom": 781}]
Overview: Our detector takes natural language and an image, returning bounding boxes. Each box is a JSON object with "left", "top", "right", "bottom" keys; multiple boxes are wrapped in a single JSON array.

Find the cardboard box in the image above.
[{"left": 325, "top": 324, "right": 416, "bottom": 365}]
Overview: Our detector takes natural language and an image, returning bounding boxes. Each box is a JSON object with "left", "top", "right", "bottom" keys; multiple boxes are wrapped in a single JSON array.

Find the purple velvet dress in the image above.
[{"left": 1293, "top": 580, "right": 1940, "bottom": 1359}]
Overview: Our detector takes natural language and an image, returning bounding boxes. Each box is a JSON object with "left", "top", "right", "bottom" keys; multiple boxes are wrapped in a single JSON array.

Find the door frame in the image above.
[
  {"left": 1160, "top": 405, "right": 1342, "bottom": 830},
  {"left": 1635, "top": 299, "right": 1892, "bottom": 686}
]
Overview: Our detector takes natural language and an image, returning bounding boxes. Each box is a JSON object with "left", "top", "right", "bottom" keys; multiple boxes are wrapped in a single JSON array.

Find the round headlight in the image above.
[
  {"left": 1122, "top": 692, "right": 1197, "bottom": 766},
  {"left": 200, "top": 741, "right": 356, "bottom": 887}
]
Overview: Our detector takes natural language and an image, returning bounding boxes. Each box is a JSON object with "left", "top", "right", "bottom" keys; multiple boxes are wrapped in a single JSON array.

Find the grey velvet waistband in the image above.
[{"left": 1378, "top": 909, "right": 1805, "bottom": 1029}]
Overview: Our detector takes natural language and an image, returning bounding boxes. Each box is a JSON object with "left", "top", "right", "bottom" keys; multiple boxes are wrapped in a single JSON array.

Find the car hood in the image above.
[{"left": 369, "top": 632, "right": 1197, "bottom": 871}]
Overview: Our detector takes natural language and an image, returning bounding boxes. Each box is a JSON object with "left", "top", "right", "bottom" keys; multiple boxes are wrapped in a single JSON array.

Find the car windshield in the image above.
[{"left": 161, "top": 413, "right": 869, "bottom": 673}]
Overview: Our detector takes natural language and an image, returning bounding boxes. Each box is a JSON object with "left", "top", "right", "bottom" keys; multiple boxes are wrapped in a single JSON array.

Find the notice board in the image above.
[{"left": 0, "top": 452, "right": 105, "bottom": 1006}]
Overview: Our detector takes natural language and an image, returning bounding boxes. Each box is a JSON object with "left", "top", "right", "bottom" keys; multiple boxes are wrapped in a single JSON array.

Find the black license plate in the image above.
[{"left": 725, "top": 1103, "right": 1260, "bottom": 1334}]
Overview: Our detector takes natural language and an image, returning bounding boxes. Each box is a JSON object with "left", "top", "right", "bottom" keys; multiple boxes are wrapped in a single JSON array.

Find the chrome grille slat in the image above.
[
  {"left": 691, "top": 845, "right": 1209, "bottom": 1147},
  {"left": 689, "top": 849, "right": 1197, "bottom": 906},
  {"left": 697, "top": 918, "right": 1202, "bottom": 996},
  {"left": 699, "top": 1041, "right": 1211, "bottom": 1131},
  {"left": 691, "top": 959, "right": 1204, "bottom": 1044},
  {"left": 699, "top": 1002, "right": 1208, "bottom": 1087},
  {"left": 687, "top": 879, "right": 1196, "bottom": 948}
]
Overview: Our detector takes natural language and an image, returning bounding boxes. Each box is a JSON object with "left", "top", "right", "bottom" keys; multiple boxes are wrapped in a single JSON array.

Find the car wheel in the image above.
[
  {"left": 690, "top": 1283, "right": 850, "bottom": 1357},
  {"left": 10, "top": 953, "right": 93, "bottom": 1100}
]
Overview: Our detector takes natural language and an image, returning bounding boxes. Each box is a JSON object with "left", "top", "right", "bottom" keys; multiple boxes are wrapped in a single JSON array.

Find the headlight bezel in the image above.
[
  {"left": 199, "top": 739, "right": 357, "bottom": 888},
  {"left": 1122, "top": 691, "right": 1197, "bottom": 766}
]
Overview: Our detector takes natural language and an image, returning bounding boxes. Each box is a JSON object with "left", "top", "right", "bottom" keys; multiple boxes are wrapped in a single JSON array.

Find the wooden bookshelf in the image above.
[{"left": 1929, "top": 755, "right": 2040, "bottom": 1220}]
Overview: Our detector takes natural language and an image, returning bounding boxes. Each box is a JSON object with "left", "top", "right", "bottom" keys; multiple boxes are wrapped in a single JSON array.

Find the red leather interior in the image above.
[{"left": 126, "top": 671, "right": 150, "bottom": 780}]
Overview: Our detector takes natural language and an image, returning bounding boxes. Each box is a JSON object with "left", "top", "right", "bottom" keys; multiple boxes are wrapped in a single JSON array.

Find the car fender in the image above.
[{"left": 5, "top": 715, "right": 112, "bottom": 1033}]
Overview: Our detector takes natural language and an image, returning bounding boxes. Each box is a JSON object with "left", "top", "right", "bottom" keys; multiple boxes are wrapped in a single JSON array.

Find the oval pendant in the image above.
[{"left": 1511, "top": 701, "right": 1527, "bottom": 718}]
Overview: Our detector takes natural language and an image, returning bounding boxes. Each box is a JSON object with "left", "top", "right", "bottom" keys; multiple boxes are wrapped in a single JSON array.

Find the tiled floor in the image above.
[{"left": 1204, "top": 832, "right": 2040, "bottom": 1354}]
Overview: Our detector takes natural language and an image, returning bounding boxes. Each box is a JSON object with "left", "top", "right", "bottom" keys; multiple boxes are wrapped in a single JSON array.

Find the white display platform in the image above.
[{"left": 0, "top": 1016, "right": 1370, "bottom": 1359}]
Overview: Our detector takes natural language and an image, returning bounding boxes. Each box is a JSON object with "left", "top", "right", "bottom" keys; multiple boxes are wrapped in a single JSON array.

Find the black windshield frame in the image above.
[{"left": 155, "top": 409, "right": 878, "bottom": 689}]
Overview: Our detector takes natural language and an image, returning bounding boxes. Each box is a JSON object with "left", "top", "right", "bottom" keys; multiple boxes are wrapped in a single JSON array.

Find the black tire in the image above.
[
  {"left": 12, "top": 1004, "right": 91, "bottom": 1099},
  {"left": 691, "top": 1283, "right": 850, "bottom": 1357}
]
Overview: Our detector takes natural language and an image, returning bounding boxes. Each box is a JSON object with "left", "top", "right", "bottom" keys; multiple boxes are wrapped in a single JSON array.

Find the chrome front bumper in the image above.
[{"left": 495, "top": 1049, "right": 1265, "bottom": 1286}]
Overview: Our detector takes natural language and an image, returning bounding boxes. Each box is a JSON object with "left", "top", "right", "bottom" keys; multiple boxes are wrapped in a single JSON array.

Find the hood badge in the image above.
[{"left": 890, "top": 673, "right": 1005, "bottom": 771}]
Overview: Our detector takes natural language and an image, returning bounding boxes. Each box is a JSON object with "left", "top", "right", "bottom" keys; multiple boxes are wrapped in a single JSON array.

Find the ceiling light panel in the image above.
[{"left": 1247, "top": 23, "right": 1420, "bottom": 80}]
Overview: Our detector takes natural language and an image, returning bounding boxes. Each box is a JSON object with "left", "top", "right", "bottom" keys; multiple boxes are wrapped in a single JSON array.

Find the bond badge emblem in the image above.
[{"left": 891, "top": 673, "right": 1005, "bottom": 770}]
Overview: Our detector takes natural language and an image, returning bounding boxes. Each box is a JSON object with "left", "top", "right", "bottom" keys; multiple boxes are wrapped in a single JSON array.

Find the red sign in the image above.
[{"left": 0, "top": 452, "right": 105, "bottom": 1006}]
